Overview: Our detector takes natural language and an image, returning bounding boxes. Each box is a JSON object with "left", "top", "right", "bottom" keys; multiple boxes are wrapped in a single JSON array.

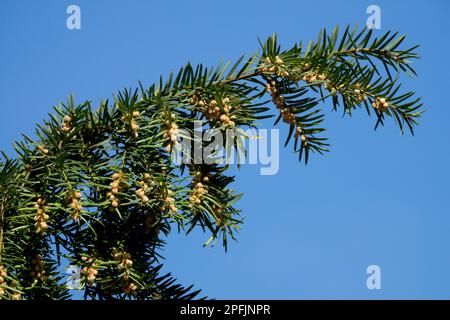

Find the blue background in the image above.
[{"left": 1, "top": 0, "right": 449, "bottom": 299}]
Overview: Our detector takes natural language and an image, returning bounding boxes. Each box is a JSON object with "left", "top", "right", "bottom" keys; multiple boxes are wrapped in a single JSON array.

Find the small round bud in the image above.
[
  {"left": 275, "top": 56, "right": 284, "bottom": 65},
  {"left": 112, "top": 173, "right": 120, "bottom": 180},
  {"left": 131, "top": 122, "right": 139, "bottom": 131}
]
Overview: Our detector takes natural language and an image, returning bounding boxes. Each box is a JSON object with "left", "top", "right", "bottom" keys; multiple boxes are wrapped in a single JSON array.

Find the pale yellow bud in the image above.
[
  {"left": 275, "top": 56, "right": 283, "bottom": 65},
  {"left": 136, "top": 189, "right": 145, "bottom": 197},
  {"left": 131, "top": 122, "right": 139, "bottom": 131},
  {"left": 220, "top": 114, "right": 229, "bottom": 123},
  {"left": 112, "top": 173, "right": 120, "bottom": 180}
]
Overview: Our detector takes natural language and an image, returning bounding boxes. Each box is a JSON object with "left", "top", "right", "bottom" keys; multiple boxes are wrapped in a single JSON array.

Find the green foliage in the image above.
[{"left": 0, "top": 26, "right": 422, "bottom": 300}]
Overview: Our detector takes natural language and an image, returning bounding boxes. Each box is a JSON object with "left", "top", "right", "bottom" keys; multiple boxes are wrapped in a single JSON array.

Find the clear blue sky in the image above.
[{"left": 1, "top": 0, "right": 449, "bottom": 299}]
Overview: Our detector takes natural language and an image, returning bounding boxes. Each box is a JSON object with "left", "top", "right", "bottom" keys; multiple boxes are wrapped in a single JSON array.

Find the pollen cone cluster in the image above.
[
  {"left": 30, "top": 254, "right": 46, "bottom": 281},
  {"left": 121, "top": 111, "right": 141, "bottom": 138},
  {"left": 372, "top": 97, "right": 390, "bottom": 112},
  {"left": 113, "top": 250, "right": 133, "bottom": 272},
  {"left": 189, "top": 172, "right": 209, "bottom": 206},
  {"left": 162, "top": 111, "right": 179, "bottom": 152},
  {"left": 302, "top": 72, "right": 337, "bottom": 96},
  {"left": 61, "top": 114, "right": 73, "bottom": 133},
  {"left": 260, "top": 56, "right": 289, "bottom": 77},
  {"left": 37, "top": 145, "right": 50, "bottom": 155},
  {"left": 354, "top": 83, "right": 367, "bottom": 102},
  {"left": 265, "top": 80, "right": 296, "bottom": 125},
  {"left": 189, "top": 96, "right": 236, "bottom": 127},
  {"left": 81, "top": 256, "right": 98, "bottom": 285},
  {"left": 107, "top": 172, "right": 125, "bottom": 209},
  {"left": 123, "top": 281, "right": 139, "bottom": 294},
  {"left": 131, "top": 111, "right": 140, "bottom": 138},
  {"left": 67, "top": 190, "right": 83, "bottom": 221},
  {"left": 113, "top": 250, "right": 138, "bottom": 294},
  {"left": 163, "top": 189, "right": 177, "bottom": 213},
  {"left": 135, "top": 177, "right": 150, "bottom": 204},
  {"left": 266, "top": 80, "right": 308, "bottom": 146},
  {"left": 294, "top": 127, "right": 308, "bottom": 146},
  {"left": 34, "top": 197, "right": 49, "bottom": 234},
  {"left": 302, "top": 73, "right": 327, "bottom": 84}
]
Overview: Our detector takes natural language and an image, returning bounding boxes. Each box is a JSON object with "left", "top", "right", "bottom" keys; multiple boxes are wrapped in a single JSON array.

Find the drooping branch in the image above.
[{"left": 0, "top": 26, "right": 423, "bottom": 300}]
